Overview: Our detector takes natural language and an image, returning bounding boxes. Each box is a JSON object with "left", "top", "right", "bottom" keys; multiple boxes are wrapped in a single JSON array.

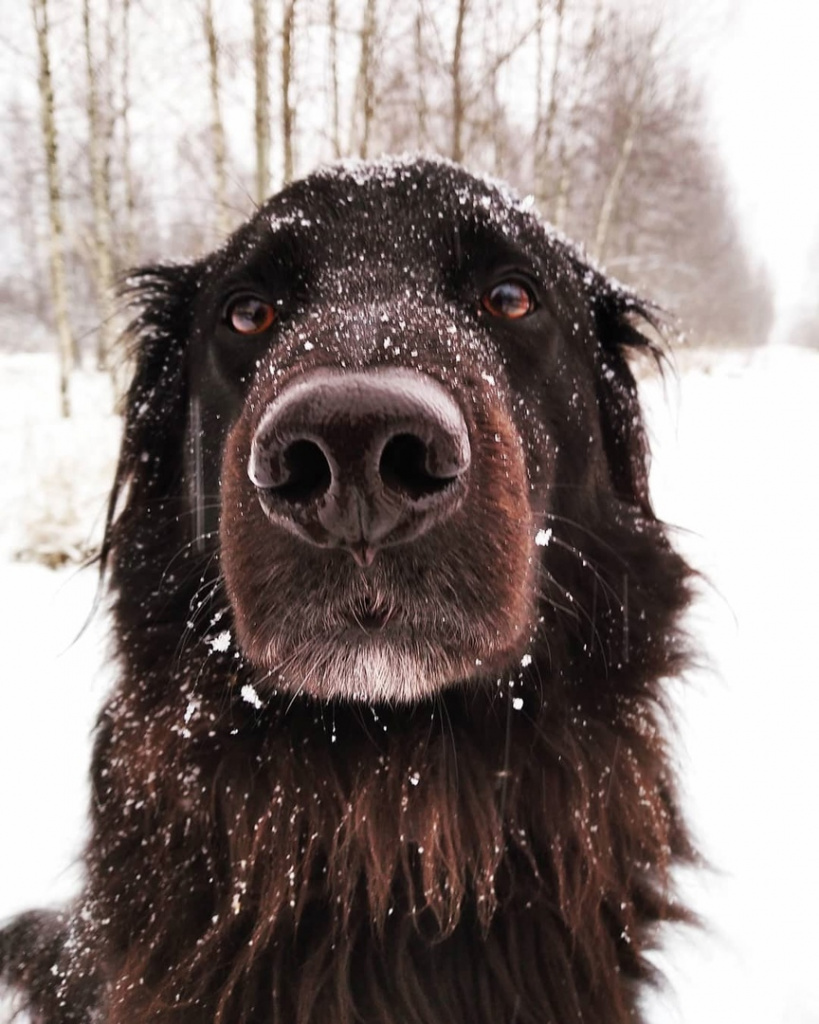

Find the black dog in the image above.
[{"left": 0, "top": 157, "right": 693, "bottom": 1024}]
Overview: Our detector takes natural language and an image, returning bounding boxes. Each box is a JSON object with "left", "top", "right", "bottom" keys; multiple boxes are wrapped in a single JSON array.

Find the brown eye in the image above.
[
  {"left": 225, "top": 296, "right": 276, "bottom": 335},
  {"left": 481, "top": 281, "right": 534, "bottom": 319}
]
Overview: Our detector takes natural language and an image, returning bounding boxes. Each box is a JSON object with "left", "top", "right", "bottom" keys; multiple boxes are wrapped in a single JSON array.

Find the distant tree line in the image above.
[{"left": 0, "top": 0, "right": 775, "bottom": 413}]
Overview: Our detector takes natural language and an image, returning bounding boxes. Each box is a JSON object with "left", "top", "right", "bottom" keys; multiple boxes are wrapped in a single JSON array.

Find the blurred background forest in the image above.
[{"left": 0, "top": 0, "right": 792, "bottom": 418}]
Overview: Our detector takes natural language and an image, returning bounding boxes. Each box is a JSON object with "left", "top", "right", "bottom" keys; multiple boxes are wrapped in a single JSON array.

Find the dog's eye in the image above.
[
  {"left": 481, "top": 282, "right": 534, "bottom": 320},
  {"left": 225, "top": 296, "right": 276, "bottom": 335}
]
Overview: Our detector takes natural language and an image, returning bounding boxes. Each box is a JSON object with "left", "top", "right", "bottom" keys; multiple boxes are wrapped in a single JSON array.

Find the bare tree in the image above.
[
  {"left": 414, "top": 4, "right": 428, "bottom": 148},
  {"left": 592, "top": 101, "right": 641, "bottom": 263},
  {"left": 591, "top": 25, "right": 658, "bottom": 264},
  {"left": 83, "top": 0, "right": 117, "bottom": 371},
  {"left": 481, "top": 0, "right": 503, "bottom": 175},
  {"left": 119, "top": 0, "right": 138, "bottom": 267},
  {"left": 31, "top": 0, "right": 77, "bottom": 415},
  {"left": 451, "top": 0, "right": 468, "bottom": 162},
  {"left": 252, "top": 0, "right": 271, "bottom": 202},
  {"left": 3, "top": 99, "right": 50, "bottom": 319},
  {"left": 534, "top": 0, "right": 547, "bottom": 191},
  {"left": 552, "top": 0, "right": 604, "bottom": 229},
  {"left": 327, "top": 0, "right": 342, "bottom": 158},
  {"left": 351, "top": 0, "right": 378, "bottom": 158},
  {"left": 534, "top": 0, "right": 565, "bottom": 207},
  {"left": 204, "top": 0, "right": 231, "bottom": 236},
  {"left": 447, "top": 0, "right": 538, "bottom": 171},
  {"left": 281, "top": 0, "right": 298, "bottom": 183}
]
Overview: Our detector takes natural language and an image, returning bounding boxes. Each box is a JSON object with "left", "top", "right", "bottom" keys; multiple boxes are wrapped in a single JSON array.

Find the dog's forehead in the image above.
[{"left": 254, "top": 159, "right": 546, "bottom": 265}]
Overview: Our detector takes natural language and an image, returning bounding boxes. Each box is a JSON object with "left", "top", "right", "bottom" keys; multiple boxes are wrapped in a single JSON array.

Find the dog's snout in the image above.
[{"left": 248, "top": 369, "right": 471, "bottom": 563}]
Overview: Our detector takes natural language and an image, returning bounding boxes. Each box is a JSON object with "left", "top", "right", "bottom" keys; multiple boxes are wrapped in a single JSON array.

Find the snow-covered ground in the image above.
[
  {"left": 1, "top": 347, "right": 818, "bottom": 1021},
  {"left": 642, "top": 346, "right": 819, "bottom": 1022}
]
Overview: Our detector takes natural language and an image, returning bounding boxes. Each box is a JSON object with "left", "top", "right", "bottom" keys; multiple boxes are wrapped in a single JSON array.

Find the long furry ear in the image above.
[
  {"left": 101, "top": 263, "right": 201, "bottom": 566},
  {"left": 585, "top": 271, "right": 665, "bottom": 516}
]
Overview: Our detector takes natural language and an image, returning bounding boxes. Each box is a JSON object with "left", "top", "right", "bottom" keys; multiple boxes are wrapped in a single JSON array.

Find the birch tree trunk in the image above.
[
  {"left": 592, "top": 101, "right": 642, "bottom": 264},
  {"left": 483, "top": 0, "right": 502, "bottom": 175},
  {"left": 351, "top": 0, "right": 377, "bottom": 159},
  {"left": 414, "top": 6, "right": 427, "bottom": 149},
  {"left": 120, "top": 0, "right": 137, "bottom": 267},
  {"left": 554, "top": 143, "right": 569, "bottom": 231},
  {"left": 534, "top": 0, "right": 546, "bottom": 189},
  {"left": 591, "top": 26, "right": 654, "bottom": 267},
  {"left": 535, "top": 0, "right": 565, "bottom": 208},
  {"left": 83, "top": 0, "right": 117, "bottom": 372},
  {"left": 31, "top": 0, "right": 77, "bottom": 417},
  {"left": 553, "top": 0, "right": 603, "bottom": 230},
  {"left": 281, "top": 0, "right": 297, "bottom": 183},
  {"left": 252, "top": 0, "right": 271, "bottom": 203},
  {"left": 328, "top": 0, "right": 342, "bottom": 158},
  {"left": 204, "top": 0, "right": 231, "bottom": 236},
  {"left": 451, "top": 0, "right": 468, "bottom": 163}
]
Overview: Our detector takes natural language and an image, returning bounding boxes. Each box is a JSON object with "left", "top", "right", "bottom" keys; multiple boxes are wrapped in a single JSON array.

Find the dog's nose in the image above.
[{"left": 248, "top": 369, "right": 471, "bottom": 564}]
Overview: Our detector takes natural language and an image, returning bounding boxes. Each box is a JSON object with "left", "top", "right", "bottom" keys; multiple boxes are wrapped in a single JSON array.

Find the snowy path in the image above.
[{"left": 1, "top": 347, "right": 818, "bottom": 1021}]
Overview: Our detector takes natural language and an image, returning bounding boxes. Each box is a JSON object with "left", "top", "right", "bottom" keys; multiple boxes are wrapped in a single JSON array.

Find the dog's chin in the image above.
[{"left": 252, "top": 630, "right": 498, "bottom": 704}]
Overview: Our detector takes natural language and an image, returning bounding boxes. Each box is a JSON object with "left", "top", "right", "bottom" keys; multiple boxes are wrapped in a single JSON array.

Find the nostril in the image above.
[
  {"left": 379, "top": 434, "right": 457, "bottom": 501},
  {"left": 271, "top": 440, "right": 332, "bottom": 505}
]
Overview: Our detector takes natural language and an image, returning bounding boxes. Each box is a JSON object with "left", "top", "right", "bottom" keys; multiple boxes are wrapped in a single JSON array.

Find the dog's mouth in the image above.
[
  {"left": 235, "top": 569, "right": 530, "bottom": 703},
  {"left": 347, "top": 611, "right": 390, "bottom": 633},
  {"left": 339, "top": 596, "right": 396, "bottom": 636}
]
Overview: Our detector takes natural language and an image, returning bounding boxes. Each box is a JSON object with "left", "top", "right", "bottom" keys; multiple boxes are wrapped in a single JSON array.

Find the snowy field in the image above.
[{"left": 1, "top": 347, "right": 818, "bottom": 1021}]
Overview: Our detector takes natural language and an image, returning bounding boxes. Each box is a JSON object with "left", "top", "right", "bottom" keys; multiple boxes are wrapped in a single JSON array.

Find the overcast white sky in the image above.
[{"left": 696, "top": 0, "right": 819, "bottom": 337}]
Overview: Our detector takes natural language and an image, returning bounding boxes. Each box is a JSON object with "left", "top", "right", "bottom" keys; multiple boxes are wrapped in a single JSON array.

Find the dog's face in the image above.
[{"left": 119, "top": 158, "right": 657, "bottom": 705}]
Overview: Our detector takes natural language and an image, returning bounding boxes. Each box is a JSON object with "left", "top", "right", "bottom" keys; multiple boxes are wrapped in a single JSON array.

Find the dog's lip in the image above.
[
  {"left": 343, "top": 609, "right": 392, "bottom": 633},
  {"left": 356, "top": 611, "right": 389, "bottom": 629},
  {"left": 331, "top": 603, "right": 400, "bottom": 640}
]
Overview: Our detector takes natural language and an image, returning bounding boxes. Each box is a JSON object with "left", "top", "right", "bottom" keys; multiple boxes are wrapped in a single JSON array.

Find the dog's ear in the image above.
[
  {"left": 585, "top": 270, "right": 663, "bottom": 516},
  {"left": 102, "top": 263, "right": 201, "bottom": 560}
]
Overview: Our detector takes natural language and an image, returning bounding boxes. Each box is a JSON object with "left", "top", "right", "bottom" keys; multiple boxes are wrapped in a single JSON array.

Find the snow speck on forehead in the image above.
[
  {"left": 269, "top": 211, "right": 314, "bottom": 232},
  {"left": 312, "top": 153, "right": 541, "bottom": 226},
  {"left": 318, "top": 154, "right": 418, "bottom": 187},
  {"left": 314, "top": 152, "right": 492, "bottom": 188}
]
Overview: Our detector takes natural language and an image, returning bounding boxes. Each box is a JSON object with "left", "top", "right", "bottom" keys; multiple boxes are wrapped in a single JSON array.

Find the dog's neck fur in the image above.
[{"left": 88, "top": 558, "right": 690, "bottom": 1024}]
